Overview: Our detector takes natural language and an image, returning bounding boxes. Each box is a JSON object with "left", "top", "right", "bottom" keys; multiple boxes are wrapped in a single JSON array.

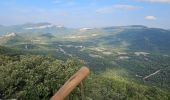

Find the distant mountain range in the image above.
[
  {"left": 0, "top": 23, "right": 170, "bottom": 54},
  {"left": 0, "top": 23, "right": 71, "bottom": 35}
]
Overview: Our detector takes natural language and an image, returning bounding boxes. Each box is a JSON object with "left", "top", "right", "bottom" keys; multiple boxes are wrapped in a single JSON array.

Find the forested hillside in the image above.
[{"left": 0, "top": 46, "right": 170, "bottom": 100}]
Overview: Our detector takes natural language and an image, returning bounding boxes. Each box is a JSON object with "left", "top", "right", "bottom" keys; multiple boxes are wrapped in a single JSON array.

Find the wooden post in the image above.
[
  {"left": 80, "top": 82, "right": 85, "bottom": 100},
  {"left": 51, "top": 67, "right": 90, "bottom": 100}
]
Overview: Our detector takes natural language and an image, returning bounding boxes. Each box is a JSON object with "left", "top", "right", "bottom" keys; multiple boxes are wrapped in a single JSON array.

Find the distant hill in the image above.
[
  {"left": 0, "top": 23, "right": 74, "bottom": 36},
  {"left": 0, "top": 24, "right": 170, "bottom": 54},
  {"left": 0, "top": 45, "right": 22, "bottom": 56},
  {"left": 101, "top": 26, "right": 170, "bottom": 53}
]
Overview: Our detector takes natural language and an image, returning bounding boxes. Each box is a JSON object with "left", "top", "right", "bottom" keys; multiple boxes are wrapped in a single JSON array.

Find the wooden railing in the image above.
[{"left": 51, "top": 67, "right": 90, "bottom": 100}]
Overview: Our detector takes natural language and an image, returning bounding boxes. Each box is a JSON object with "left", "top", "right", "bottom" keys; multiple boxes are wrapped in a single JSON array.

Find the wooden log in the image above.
[{"left": 51, "top": 67, "right": 90, "bottom": 100}]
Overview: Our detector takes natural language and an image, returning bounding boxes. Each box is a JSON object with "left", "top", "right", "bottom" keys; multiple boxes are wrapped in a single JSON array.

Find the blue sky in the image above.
[{"left": 0, "top": 0, "right": 170, "bottom": 28}]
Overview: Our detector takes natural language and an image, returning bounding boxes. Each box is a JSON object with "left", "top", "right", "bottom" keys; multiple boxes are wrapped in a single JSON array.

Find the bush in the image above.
[{"left": 0, "top": 55, "right": 82, "bottom": 99}]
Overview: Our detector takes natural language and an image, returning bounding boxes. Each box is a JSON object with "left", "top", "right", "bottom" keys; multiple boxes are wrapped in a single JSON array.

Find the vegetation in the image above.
[
  {"left": 0, "top": 54, "right": 83, "bottom": 99},
  {"left": 0, "top": 46, "right": 170, "bottom": 100},
  {"left": 85, "top": 75, "right": 170, "bottom": 100}
]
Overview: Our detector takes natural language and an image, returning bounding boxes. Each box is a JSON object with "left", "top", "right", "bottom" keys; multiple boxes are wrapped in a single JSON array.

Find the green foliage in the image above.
[
  {"left": 0, "top": 52, "right": 170, "bottom": 100},
  {"left": 0, "top": 55, "right": 83, "bottom": 99},
  {"left": 84, "top": 75, "right": 170, "bottom": 100},
  {"left": 0, "top": 46, "right": 22, "bottom": 56}
]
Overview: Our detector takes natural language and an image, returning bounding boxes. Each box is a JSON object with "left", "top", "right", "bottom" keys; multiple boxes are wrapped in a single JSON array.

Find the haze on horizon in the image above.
[{"left": 0, "top": 0, "right": 170, "bottom": 29}]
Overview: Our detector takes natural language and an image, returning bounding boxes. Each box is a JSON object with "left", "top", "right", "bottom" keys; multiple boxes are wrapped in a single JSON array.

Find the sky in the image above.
[{"left": 0, "top": 0, "right": 170, "bottom": 28}]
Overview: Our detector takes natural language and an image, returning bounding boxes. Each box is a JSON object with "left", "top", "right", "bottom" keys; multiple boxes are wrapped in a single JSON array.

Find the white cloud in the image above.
[
  {"left": 96, "top": 4, "right": 139, "bottom": 14},
  {"left": 145, "top": 16, "right": 157, "bottom": 20},
  {"left": 53, "top": 0, "right": 61, "bottom": 4},
  {"left": 137, "top": 0, "right": 170, "bottom": 3},
  {"left": 96, "top": 7, "right": 113, "bottom": 14},
  {"left": 113, "top": 4, "right": 138, "bottom": 10}
]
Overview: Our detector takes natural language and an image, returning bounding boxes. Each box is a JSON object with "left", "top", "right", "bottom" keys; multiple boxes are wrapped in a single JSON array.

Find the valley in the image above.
[{"left": 0, "top": 23, "right": 170, "bottom": 99}]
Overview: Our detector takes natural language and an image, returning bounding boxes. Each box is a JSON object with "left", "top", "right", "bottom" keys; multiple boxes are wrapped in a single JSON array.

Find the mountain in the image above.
[
  {"left": 1, "top": 24, "right": 170, "bottom": 53},
  {"left": 101, "top": 26, "right": 170, "bottom": 53},
  {"left": 1, "top": 24, "right": 170, "bottom": 80},
  {"left": 0, "top": 23, "right": 74, "bottom": 36}
]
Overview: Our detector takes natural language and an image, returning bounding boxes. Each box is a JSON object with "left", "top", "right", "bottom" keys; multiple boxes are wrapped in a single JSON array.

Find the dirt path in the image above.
[{"left": 143, "top": 69, "right": 161, "bottom": 80}]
